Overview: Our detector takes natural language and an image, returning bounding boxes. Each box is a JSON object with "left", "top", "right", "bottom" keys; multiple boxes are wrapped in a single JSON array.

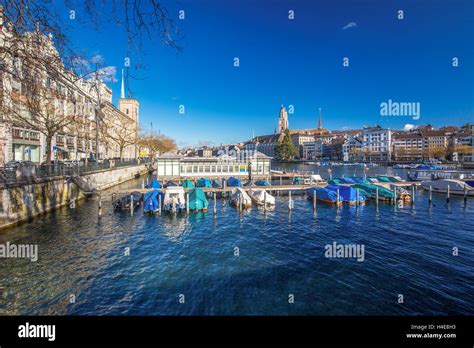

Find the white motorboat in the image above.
[
  {"left": 421, "top": 179, "right": 474, "bottom": 196},
  {"left": 248, "top": 189, "right": 275, "bottom": 206},
  {"left": 163, "top": 187, "right": 186, "bottom": 212},
  {"left": 230, "top": 187, "right": 252, "bottom": 208}
]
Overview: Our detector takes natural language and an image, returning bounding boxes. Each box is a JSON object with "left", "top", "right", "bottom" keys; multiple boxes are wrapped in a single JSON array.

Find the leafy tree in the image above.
[{"left": 276, "top": 129, "right": 299, "bottom": 161}]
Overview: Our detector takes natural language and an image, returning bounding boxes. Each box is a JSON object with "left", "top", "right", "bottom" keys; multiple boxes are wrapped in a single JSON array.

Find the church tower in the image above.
[
  {"left": 278, "top": 105, "right": 289, "bottom": 134},
  {"left": 118, "top": 69, "right": 140, "bottom": 125},
  {"left": 118, "top": 69, "right": 140, "bottom": 157},
  {"left": 318, "top": 107, "right": 323, "bottom": 130}
]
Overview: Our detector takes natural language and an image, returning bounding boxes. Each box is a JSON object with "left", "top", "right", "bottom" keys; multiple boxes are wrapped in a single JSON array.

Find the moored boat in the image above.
[
  {"left": 248, "top": 189, "right": 275, "bottom": 206},
  {"left": 353, "top": 183, "right": 394, "bottom": 201},
  {"left": 421, "top": 179, "right": 474, "bottom": 196},
  {"left": 305, "top": 186, "right": 343, "bottom": 206},
  {"left": 230, "top": 187, "right": 252, "bottom": 208},
  {"left": 255, "top": 179, "right": 271, "bottom": 187},
  {"left": 188, "top": 187, "right": 209, "bottom": 211},
  {"left": 227, "top": 177, "right": 242, "bottom": 187},
  {"left": 196, "top": 177, "right": 211, "bottom": 188},
  {"left": 181, "top": 179, "right": 195, "bottom": 189},
  {"left": 143, "top": 190, "right": 164, "bottom": 213},
  {"left": 163, "top": 187, "right": 186, "bottom": 213},
  {"left": 113, "top": 191, "right": 142, "bottom": 211},
  {"left": 163, "top": 181, "right": 178, "bottom": 188},
  {"left": 325, "top": 185, "right": 366, "bottom": 205},
  {"left": 145, "top": 178, "right": 162, "bottom": 189}
]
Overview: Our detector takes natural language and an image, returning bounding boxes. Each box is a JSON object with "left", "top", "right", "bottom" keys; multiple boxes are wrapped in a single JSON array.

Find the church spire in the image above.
[
  {"left": 120, "top": 69, "right": 125, "bottom": 99},
  {"left": 318, "top": 107, "right": 323, "bottom": 130}
]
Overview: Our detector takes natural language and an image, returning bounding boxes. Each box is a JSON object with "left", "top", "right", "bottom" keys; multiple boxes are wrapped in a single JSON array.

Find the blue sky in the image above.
[{"left": 62, "top": 0, "right": 474, "bottom": 147}]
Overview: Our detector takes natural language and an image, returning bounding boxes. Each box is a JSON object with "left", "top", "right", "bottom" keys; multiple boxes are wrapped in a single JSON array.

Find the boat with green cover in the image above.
[
  {"left": 188, "top": 187, "right": 209, "bottom": 211},
  {"left": 181, "top": 179, "right": 195, "bottom": 188},
  {"left": 353, "top": 183, "right": 394, "bottom": 201}
]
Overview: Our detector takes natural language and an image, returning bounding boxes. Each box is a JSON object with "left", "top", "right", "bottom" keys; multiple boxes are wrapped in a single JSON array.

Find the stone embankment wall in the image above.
[{"left": 0, "top": 164, "right": 148, "bottom": 229}]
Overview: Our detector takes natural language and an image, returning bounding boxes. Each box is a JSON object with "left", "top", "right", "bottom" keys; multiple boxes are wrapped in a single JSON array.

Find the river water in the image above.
[{"left": 0, "top": 165, "right": 473, "bottom": 315}]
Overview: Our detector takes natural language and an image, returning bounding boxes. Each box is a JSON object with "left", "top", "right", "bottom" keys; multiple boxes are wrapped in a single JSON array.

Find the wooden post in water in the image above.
[
  {"left": 186, "top": 193, "right": 190, "bottom": 214},
  {"left": 376, "top": 187, "right": 379, "bottom": 206},
  {"left": 355, "top": 188, "right": 359, "bottom": 207},
  {"left": 429, "top": 185, "right": 432, "bottom": 204},
  {"left": 288, "top": 191, "right": 292, "bottom": 211},
  {"left": 158, "top": 194, "right": 162, "bottom": 214},
  {"left": 130, "top": 194, "right": 134, "bottom": 216},
  {"left": 313, "top": 189, "right": 317, "bottom": 211},
  {"left": 411, "top": 185, "right": 415, "bottom": 205},
  {"left": 213, "top": 192, "right": 217, "bottom": 215},
  {"left": 447, "top": 185, "right": 450, "bottom": 204},
  {"left": 264, "top": 190, "right": 267, "bottom": 213},
  {"left": 98, "top": 193, "right": 102, "bottom": 217}
]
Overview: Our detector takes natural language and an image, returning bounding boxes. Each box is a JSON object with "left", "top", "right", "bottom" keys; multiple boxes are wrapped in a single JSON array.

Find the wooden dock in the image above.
[{"left": 112, "top": 181, "right": 421, "bottom": 197}]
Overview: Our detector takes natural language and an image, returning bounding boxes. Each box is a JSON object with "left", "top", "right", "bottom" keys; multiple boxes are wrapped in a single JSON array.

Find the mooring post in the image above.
[
  {"left": 313, "top": 189, "right": 317, "bottom": 211},
  {"left": 447, "top": 185, "right": 450, "bottom": 204},
  {"left": 355, "top": 188, "right": 359, "bottom": 207},
  {"left": 264, "top": 190, "right": 267, "bottom": 213},
  {"left": 376, "top": 187, "right": 379, "bottom": 206},
  {"left": 336, "top": 188, "right": 340, "bottom": 207},
  {"left": 393, "top": 187, "right": 397, "bottom": 205},
  {"left": 98, "top": 193, "right": 102, "bottom": 217},
  {"left": 158, "top": 194, "right": 162, "bottom": 214},
  {"left": 288, "top": 190, "right": 292, "bottom": 211},
  {"left": 130, "top": 194, "right": 134, "bottom": 216},
  {"left": 186, "top": 193, "right": 190, "bottom": 214},
  {"left": 142, "top": 179, "right": 145, "bottom": 189},
  {"left": 411, "top": 185, "right": 415, "bottom": 205},
  {"left": 429, "top": 185, "right": 432, "bottom": 204},
  {"left": 464, "top": 186, "right": 468, "bottom": 205},
  {"left": 213, "top": 192, "right": 217, "bottom": 215},
  {"left": 239, "top": 193, "right": 243, "bottom": 211},
  {"left": 280, "top": 176, "right": 282, "bottom": 186}
]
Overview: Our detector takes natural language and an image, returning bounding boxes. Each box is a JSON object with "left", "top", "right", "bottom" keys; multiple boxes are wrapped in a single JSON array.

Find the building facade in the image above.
[
  {"left": 362, "top": 126, "right": 393, "bottom": 162},
  {"left": 156, "top": 151, "right": 272, "bottom": 179},
  {"left": 0, "top": 27, "right": 139, "bottom": 164}
]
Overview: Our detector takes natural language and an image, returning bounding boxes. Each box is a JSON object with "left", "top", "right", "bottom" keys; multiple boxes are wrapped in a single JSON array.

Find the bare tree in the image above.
[
  {"left": 101, "top": 107, "right": 136, "bottom": 160},
  {"left": 138, "top": 132, "right": 177, "bottom": 159}
]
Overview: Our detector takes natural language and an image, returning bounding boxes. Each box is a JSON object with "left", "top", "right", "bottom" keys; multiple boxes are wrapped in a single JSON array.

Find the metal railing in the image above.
[{"left": 0, "top": 158, "right": 151, "bottom": 186}]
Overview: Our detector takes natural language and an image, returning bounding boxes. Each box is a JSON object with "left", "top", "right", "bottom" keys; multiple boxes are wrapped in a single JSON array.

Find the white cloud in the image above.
[
  {"left": 403, "top": 124, "right": 416, "bottom": 131},
  {"left": 96, "top": 66, "right": 117, "bottom": 82},
  {"left": 342, "top": 22, "right": 357, "bottom": 30}
]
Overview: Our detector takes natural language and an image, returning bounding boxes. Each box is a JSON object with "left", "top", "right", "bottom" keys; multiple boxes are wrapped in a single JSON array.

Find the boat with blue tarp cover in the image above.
[
  {"left": 255, "top": 179, "right": 271, "bottom": 186},
  {"left": 146, "top": 179, "right": 162, "bottom": 189},
  {"left": 143, "top": 190, "right": 164, "bottom": 213},
  {"left": 325, "top": 185, "right": 366, "bottom": 205},
  {"left": 306, "top": 186, "right": 343, "bottom": 206},
  {"left": 227, "top": 177, "right": 242, "bottom": 187},
  {"left": 196, "top": 177, "right": 211, "bottom": 188}
]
